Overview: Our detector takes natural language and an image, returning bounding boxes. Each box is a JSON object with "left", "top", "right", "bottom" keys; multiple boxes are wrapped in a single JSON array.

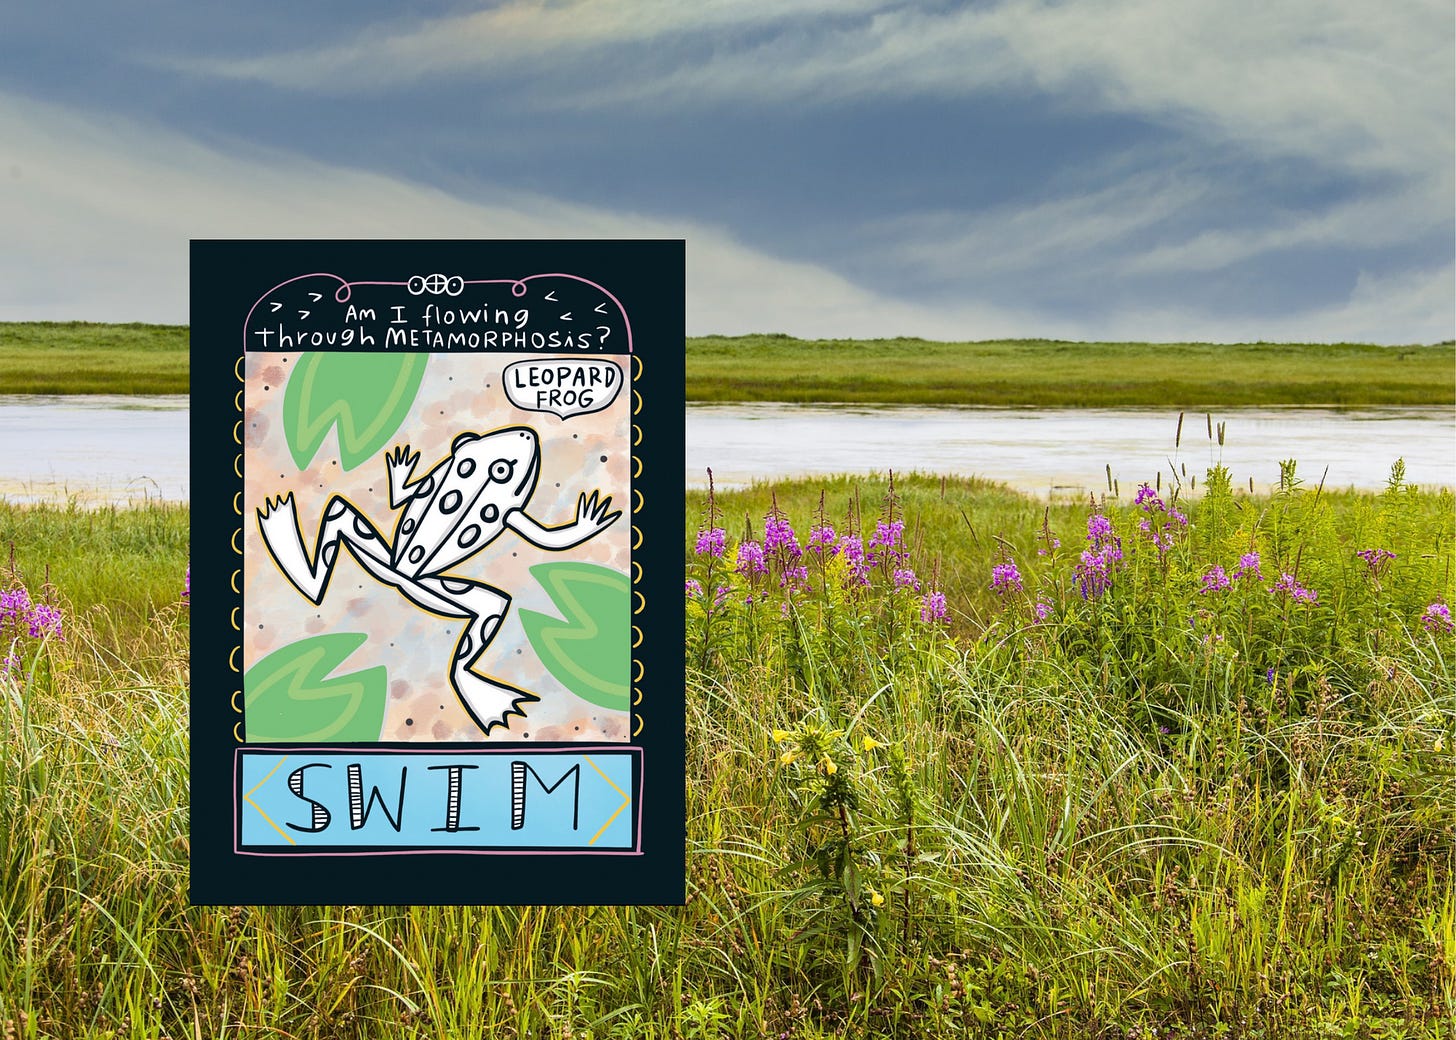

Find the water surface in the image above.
[
  {"left": 687, "top": 403, "right": 1455, "bottom": 495},
  {"left": 2, "top": 397, "right": 1450, "bottom": 505},
  {"left": 0, "top": 395, "right": 189, "bottom": 504}
]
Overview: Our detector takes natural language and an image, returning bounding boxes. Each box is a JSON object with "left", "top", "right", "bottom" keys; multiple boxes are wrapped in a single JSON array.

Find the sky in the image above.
[{"left": 1, "top": 0, "right": 1452, "bottom": 343}]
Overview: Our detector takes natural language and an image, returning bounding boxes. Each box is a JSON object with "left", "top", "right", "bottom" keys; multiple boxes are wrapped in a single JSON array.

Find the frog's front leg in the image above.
[
  {"left": 505, "top": 490, "right": 621, "bottom": 551},
  {"left": 257, "top": 493, "right": 393, "bottom": 605},
  {"left": 385, "top": 445, "right": 423, "bottom": 509},
  {"left": 414, "top": 574, "right": 538, "bottom": 735}
]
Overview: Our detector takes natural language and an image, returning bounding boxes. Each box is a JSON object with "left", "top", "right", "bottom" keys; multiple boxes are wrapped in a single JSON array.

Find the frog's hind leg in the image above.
[
  {"left": 415, "top": 575, "right": 538, "bottom": 736},
  {"left": 257, "top": 493, "right": 393, "bottom": 605}
]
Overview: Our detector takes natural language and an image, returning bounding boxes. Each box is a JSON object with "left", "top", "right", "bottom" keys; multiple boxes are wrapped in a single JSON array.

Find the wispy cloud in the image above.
[
  {"left": 1, "top": 87, "right": 1448, "bottom": 344},
  {"left": 0, "top": 92, "right": 1032, "bottom": 337},
  {"left": 180, "top": 0, "right": 1452, "bottom": 183},
  {"left": 865, "top": 168, "right": 1214, "bottom": 283}
]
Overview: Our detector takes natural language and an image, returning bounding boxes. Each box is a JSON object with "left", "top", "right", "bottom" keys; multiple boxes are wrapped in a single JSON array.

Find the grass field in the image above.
[
  {"left": 2, "top": 457, "right": 1452, "bottom": 1037},
  {"left": 4, "top": 324, "right": 1453, "bottom": 406},
  {"left": 0, "top": 324, "right": 190, "bottom": 395},
  {"left": 686, "top": 336, "right": 1456, "bottom": 407}
]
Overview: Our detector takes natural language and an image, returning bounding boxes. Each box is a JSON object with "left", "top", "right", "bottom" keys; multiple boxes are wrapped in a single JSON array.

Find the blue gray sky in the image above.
[{"left": 2, "top": 0, "right": 1451, "bottom": 342}]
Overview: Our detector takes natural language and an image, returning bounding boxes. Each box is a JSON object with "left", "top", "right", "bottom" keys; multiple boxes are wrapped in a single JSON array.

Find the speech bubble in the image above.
[{"left": 503, "top": 358, "right": 624, "bottom": 419}]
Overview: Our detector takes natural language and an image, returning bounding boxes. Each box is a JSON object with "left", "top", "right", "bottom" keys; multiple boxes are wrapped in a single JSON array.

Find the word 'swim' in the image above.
[{"left": 282, "top": 759, "right": 584, "bottom": 835}]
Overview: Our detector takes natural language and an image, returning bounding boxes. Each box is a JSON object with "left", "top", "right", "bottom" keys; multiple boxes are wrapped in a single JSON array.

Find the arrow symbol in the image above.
[
  {"left": 560, "top": 312, "right": 572, "bottom": 321},
  {"left": 298, "top": 310, "right": 311, "bottom": 320},
  {"left": 309, "top": 292, "right": 322, "bottom": 302},
  {"left": 595, "top": 303, "right": 608, "bottom": 314},
  {"left": 544, "top": 291, "right": 558, "bottom": 301},
  {"left": 270, "top": 302, "right": 282, "bottom": 312}
]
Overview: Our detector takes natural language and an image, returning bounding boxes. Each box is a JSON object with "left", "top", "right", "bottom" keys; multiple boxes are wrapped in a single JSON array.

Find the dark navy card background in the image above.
[{"left": 190, "top": 240, "right": 684, "bottom": 905}]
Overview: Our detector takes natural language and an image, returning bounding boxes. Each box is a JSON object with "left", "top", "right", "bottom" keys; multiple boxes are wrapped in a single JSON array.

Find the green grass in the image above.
[
  {"left": 4, "top": 324, "right": 1453, "bottom": 406},
  {"left": 687, "top": 335, "right": 1456, "bottom": 406},
  {"left": 2, "top": 461, "right": 1453, "bottom": 1037},
  {"left": 0, "top": 324, "right": 189, "bottom": 395}
]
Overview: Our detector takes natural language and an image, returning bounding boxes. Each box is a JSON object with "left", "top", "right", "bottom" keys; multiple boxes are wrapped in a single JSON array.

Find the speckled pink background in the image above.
[{"left": 242, "top": 352, "right": 632, "bottom": 742}]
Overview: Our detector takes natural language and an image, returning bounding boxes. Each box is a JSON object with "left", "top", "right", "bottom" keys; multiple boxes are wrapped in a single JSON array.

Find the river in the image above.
[
  {"left": 0, "top": 397, "right": 1450, "bottom": 504},
  {"left": 686, "top": 403, "right": 1455, "bottom": 496},
  {"left": 0, "top": 394, "right": 190, "bottom": 504}
]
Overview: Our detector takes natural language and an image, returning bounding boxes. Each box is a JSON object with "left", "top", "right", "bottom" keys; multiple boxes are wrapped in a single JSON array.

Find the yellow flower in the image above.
[
  {"left": 860, "top": 735, "right": 884, "bottom": 753},
  {"left": 868, "top": 888, "right": 885, "bottom": 908},
  {"left": 1436, "top": 734, "right": 1446, "bottom": 754},
  {"left": 821, "top": 756, "right": 837, "bottom": 776},
  {"left": 779, "top": 749, "right": 801, "bottom": 766},
  {"left": 772, "top": 729, "right": 792, "bottom": 744}
]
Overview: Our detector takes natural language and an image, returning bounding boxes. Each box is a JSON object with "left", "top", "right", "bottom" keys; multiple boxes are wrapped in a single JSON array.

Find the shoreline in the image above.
[{"left": 3, "top": 323, "right": 1453, "bottom": 406}]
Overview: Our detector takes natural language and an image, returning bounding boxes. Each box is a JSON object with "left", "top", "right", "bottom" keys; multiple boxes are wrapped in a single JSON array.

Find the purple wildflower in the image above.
[
  {"left": 694, "top": 527, "right": 727, "bottom": 558},
  {"left": 869, "top": 519, "right": 905, "bottom": 550},
  {"left": 781, "top": 564, "right": 810, "bottom": 592},
  {"left": 183, "top": 564, "right": 190, "bottom": 600},
  {"left": 1265, "top": 666, "right": 1277, "bottom": 685},
  {"left": 1033, "top": 600, "right": 1053, "bottom": 623},
  {"left": 837, "top": 536, "right": 872, "bottom": 586},
  {"left": 1134, "top": 483, "right": 1188, "bottom": 556},
  {"left": 1199, "top": 566, "right": 1231, "bottom": 594},
  {"left": 25, "top": 604, "right": 62, "bottom": 639},
  {"left": 685, "top": 578, "right": 703, "bottom": 597},
  {"left": 920, "top": 591, "right": 948, "bottom": 623},
  {"left": 764, "top": 516, "right": 802, "bottom": 559},
  {"left": 1268, "top": 572, "right": 1318, "bottom": 605},
  {"left": 1356, "top": 548, "right": 1396, "bottom": 578},
  {"left": 1074, "top": 512, "right": 1123, "bottom": 598},
  {"left": 735, "top": 540, "right": 767, "bottom": 576},
  {"left": 0, "top": 586, "right": 32, "bottom": 627},
  {"left": 1421, "top": 602, "right": 1453, "bottom": 634},
  {"left": 893, "top": 568, "right": 921, "bottom": 592},
  {"left": 807, "top": 524, "right": 837, "bottom": 553},
  {"left": 868, "top": 519, "right": 908, "bottom": 566},
  {"left": 990, "top": 561, "right": 1023, "bottom": 596},
  {"left": 1075, "top": 549, "right": 1114, "bottom": 600},
  {"left": 1232, "top": 552, "right": 1262, "bottom": 581}
]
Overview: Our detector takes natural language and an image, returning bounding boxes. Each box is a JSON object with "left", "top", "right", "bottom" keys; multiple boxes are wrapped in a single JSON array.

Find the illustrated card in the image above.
[{"left": 190, "top": 241, "right": 684, "bottom": 904}]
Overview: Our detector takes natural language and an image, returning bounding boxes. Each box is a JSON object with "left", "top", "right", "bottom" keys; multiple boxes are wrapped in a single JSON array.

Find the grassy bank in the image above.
[
  {"left": 687, "top": 335, "right": 1456, "bottom": 407},
  {"left": 0, "top": 323, "right": 189, "bottom": 395},
  {"left": 4, "top": 324, "right": 1453, "bottom": 406},
  {"left": 2, "top": 459, "right": 1452, "bottom": 1037}
]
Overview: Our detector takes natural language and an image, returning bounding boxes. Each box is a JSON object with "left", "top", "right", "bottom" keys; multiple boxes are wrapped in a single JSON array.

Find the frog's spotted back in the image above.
[{"left": 392, "top": 426, "right": 541, "bottom": 578}]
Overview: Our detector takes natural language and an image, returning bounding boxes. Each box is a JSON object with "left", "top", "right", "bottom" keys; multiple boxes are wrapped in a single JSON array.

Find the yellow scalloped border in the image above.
[
  {"left": 631, "top": 352, "right": 644, "bottom": 740},
  {"left": 233, "top": 351, "right": 245, "bottom": 742}
]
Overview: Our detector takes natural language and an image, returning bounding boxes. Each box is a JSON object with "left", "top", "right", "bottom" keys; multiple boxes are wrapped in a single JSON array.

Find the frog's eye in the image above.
[{"left": 489, "top": 459, "right": 515, "bottom": 483}]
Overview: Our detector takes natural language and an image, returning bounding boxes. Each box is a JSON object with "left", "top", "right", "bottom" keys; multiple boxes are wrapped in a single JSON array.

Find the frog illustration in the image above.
[{"left": 255, "top": 426, "right": 621, "bottom": 735}]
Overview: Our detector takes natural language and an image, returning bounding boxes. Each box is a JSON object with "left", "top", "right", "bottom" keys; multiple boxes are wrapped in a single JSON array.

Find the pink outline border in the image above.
[
  {"left": 242, "top": 272, "right": 634, "bottom": 353},
  {"left": 234, "top": 745, "right": 644, "bottom": 858}
]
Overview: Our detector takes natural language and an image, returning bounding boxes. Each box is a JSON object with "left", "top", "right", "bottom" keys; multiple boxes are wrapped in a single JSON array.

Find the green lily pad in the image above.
[
  {"left": 244, "top": 633, "right": 386, "bottom": 742},
  {"left": 282, "top": 352, "right": 427, "bottom": 471},
  {"left": 520, "top": 563, "right": 630, "bottom": 711}
]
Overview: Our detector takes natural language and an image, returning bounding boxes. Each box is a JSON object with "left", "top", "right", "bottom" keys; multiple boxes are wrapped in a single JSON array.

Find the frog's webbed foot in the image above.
[
  {"left": 386, "top": 446, "right": 422, "bottom": 510},
  {"left": 257, "top": 493, "right": 392, "bottom": 605},
  {"left": 416, "top": 576, "right": 538, "bottom": 735}
]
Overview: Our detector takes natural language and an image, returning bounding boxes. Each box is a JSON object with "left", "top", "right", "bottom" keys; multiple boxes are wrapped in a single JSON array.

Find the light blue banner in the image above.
[{"left": 238, "top": 749, "right": 636, "bottom": 851}]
